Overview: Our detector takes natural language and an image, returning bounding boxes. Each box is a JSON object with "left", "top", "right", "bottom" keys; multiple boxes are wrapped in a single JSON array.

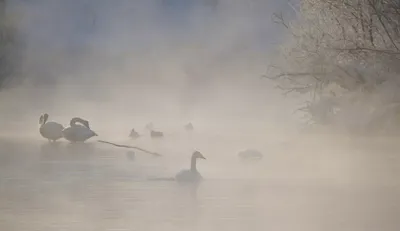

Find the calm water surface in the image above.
[{"left": 0, "top": 135, "right": 399, "bottom": 231}]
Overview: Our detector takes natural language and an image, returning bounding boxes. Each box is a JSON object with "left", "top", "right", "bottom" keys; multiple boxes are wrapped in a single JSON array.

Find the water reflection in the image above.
[
  {"left": 39, "top": 141, "right": 98, "bottom": 161},
  {"left": 65, "top": 142, "right": 96, "bottom": 154},
  {"left": 176, "top": 180, "right": 201, "bottom": 200},
  {"left": 39, "top": 141, "right": 62, "bottom": 160}
]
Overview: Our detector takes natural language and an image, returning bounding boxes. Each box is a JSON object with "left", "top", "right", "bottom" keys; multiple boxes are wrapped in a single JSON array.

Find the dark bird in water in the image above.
[
  {"left": 144, "top": 122, "right": 163, "bottom": 138},
  {"left": 150, "top": 130, "right": 164, "bottom": 138},
  {"left": 129, "top": 128, "right": 140, "bottom": 139},
  {"left": 184, "top": 122, "right": 194, "bottom": 131}
]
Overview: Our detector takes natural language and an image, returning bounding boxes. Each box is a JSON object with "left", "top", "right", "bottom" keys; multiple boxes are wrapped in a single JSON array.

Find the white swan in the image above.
[
  {"left": 175, "top": 151, "right": 206, "bottom": 182},
  {"left": 39, "top": 113, "right": 64, "bottom": 142},
  {"left": 62, "top": 117, "right": 98, "bottom": 143},
  {"left": 238, "top": 149, "right": 263, "bottom": 160}
]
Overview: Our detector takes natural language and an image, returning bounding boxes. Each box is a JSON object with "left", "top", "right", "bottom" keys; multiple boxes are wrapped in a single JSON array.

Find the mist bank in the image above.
[
  {"left": 0, "top": 0, "right": 299, "bottom": 137},
  {"left": 9, "top": 0, "right": 289, "bottom": 86}
]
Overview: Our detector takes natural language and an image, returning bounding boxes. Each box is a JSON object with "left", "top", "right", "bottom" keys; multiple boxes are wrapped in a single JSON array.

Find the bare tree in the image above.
[{"left": 268, "top": 0, "right": 400, "bottom": 134}]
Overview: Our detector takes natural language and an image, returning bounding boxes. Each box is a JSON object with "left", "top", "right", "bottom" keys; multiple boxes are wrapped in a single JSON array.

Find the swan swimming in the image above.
[
  {"left": 175, "top": 151, "right": 206, "bottom": 182},
  {"left": 147, "top": 151, "right": 205, "bottom": 182},
  {"left": 62, "top": 117, "right": 98, "bottom": 143},
  {"left": 39, "top": 113, "right": 64, "bottom": 142}
]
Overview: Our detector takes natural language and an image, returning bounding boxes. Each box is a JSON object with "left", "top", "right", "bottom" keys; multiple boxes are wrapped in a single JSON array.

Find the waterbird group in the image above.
[
  {"left": 39, "top": 113, "right": 97, "bottom": 143},
  {"left": 129, "top": 122, "right": 194, "bottom": 139},
  {"left": 38, "top": 115, "right": 263, "bottom": 183}
]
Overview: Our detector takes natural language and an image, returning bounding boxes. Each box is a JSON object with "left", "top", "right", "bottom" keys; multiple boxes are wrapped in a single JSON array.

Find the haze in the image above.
[{"left": 0, "top": 0, "right": 399, "bottom": 231}]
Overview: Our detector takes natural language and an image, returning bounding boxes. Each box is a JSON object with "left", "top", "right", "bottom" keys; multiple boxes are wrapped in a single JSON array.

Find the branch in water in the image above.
[{"left": 97, "top": 140, "right": 162, "bottom": 157}]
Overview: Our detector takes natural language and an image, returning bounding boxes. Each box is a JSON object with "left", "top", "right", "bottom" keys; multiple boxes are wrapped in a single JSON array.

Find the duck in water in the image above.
[
  {"left": 129, "top": 128, "right": 140, "bottom": 139},
  {"left": 184, "top": 122, "right": 194, "bottom": 131},
  {"left": 150, "top": 130, "right": 164, "bottom": 138},
  {"left": 144, "top": 122, "right": 163, "bottom": 138}
]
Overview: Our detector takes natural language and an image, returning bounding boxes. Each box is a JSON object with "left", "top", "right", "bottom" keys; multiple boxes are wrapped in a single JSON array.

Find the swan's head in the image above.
[
  {"left": 193, "top": 151, "right": 206, "bottom": 160},
  {"left": 82, "top": 120, "right": 90, "bottom": 129},
  {"left": 39, "top": 113, "right": 49, "bottom": 125},
  {"left": 70, "top": 117, "right": 91, "bottom": 128}
]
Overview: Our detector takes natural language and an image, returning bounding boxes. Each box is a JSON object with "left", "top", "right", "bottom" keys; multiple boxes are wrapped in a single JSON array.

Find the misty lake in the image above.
[
  {"left": 2, "top": 0, "right": 400, "bottom": 229},
  {"left": 1, "top": 134, "right": 400, "bottom": 231}
]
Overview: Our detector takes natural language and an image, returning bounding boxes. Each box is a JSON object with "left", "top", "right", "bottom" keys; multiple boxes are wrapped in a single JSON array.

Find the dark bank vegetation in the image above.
[{"left": 0, "top": 0, "right": 20, "bottom": 89}]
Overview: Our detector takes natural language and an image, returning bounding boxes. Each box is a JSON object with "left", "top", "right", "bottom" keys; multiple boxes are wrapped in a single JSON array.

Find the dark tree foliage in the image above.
[{"left": 0, "top": 0, "right": 18, "bottom": 89}]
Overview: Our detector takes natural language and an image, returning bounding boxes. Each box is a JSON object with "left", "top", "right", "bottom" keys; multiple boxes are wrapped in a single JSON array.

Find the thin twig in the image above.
[
  {"left": 97, "top": 140, "right": 162, "bottom": 157},
  {"left": 330, "top": 46, "right": 400, "bottom": 55}
]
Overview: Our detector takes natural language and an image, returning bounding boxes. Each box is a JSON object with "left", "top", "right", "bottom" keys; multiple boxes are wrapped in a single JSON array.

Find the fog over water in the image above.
[{"left": 1, "top": 1, "right": 400, "bottom": 231}]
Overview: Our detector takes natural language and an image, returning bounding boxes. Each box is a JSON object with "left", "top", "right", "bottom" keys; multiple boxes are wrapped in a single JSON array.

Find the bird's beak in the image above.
[
  {"left": 93, "top": 131, "right": 98, "bottom": 136},
  {"left": 201, "top": 156, "right": 206, "bottom": 160}
]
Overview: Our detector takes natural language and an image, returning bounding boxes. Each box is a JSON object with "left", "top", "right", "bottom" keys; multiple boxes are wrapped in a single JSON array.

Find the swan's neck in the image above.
[
  {"left": 70, "top": 117, "right": 86, "bottom": 127},
  {"left": 70, "top": 118, "right": 78, "bottom": 126},
  {"left": 40, "top": 116, "right": 48, "bottom": 125},
  {"left": 190, "top": 156, "right": 197, "bottom": 172}
]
